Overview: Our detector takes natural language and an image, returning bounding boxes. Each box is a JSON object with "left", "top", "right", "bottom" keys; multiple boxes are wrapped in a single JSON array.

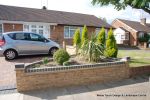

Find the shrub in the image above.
[
  {"left": 42, "top": 57, "right": 49, "bottom": 65},
  {"left": 104, "top": 28, "right": 118, "bottom": 58},
  {"left": 97, "top": 27, "right": 106, "bottom": 46},
  {"left": 81, "top": 25, "right": 88, "bottom": 46},
  {"left": 80, "top": 35, "right": 104, "bottom": 62},
  {"left": 53, "top": 49, "right": 70, "bottom": 65},
  {"left": 73, "top": 28, "right": 81, "bottom": 54},
  {"left": 138, "top": 34, "right": 150, "bottom": 43},
  {"left": 63, "top": 61, "right": 70, "bottom": 66},
  {"left": 104, "top": 48, "right": 117, "bottom": 58}
]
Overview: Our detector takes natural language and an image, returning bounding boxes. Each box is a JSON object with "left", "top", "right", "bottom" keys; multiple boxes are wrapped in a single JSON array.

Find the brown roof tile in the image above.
[
  {"left": 118, "top": 19, "right": 150, "bottom": 33},
  {"left": 0, "top": 5, "right": 111, "bottom": 28}
]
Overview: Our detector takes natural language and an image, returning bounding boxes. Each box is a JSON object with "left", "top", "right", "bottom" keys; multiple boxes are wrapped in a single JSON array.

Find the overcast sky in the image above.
[{"left": 0, "top": 0, "right": 150, "bottom": 23}]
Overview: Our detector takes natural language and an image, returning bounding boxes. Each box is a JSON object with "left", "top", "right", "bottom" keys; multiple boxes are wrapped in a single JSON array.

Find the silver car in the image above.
[{"left": 0, "top": 32, "right": 60, "bottom": 60}]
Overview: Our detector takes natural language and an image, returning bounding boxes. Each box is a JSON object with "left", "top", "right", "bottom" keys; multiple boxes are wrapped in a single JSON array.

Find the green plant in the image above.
[
  {"left": 138, "top": 34, "right": 150, "bottom": 43},
  {"left": 81, "top": 25, "right": 88, "bottom": 46},
  {"left": 92, "top": 0, "right": 150, "bottom": 14},
  {"left": 104, "top": 28, "right": 118, "bottom": 58},
  {"left": 73, "top": 28, "right": 81, "bottom": 54},
  {"left": 80, "top": 34, "right": 104, "bottom": 62},
  {"left": 63, "top": 61, "right": 70, "bottom": 66},
  {"left": 53, "top": 49, "right": 70, "bottom": 65},
  {"left": 97, "top": 27, "right": 106, "bottom": 46},
  {"left": 43, "top": 57, "right": 49, "bottom": 65}
]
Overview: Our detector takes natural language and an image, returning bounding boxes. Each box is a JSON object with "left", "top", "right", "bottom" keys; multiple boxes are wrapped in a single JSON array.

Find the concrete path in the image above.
[{"left": 0, "top": 75, "right": 149, "bottom": 100}]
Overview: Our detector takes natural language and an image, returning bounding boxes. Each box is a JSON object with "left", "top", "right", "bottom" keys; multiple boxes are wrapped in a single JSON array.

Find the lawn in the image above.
[{"left": 118, "top": 50, "right": 150, "bottom": 67}]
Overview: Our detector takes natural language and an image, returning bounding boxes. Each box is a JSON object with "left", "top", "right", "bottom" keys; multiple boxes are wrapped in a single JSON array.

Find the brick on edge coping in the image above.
[{"left": 15, "top": 63, "right": 25, "bottom": 70}]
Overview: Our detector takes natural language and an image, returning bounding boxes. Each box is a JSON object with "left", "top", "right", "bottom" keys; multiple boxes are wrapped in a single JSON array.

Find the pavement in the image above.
[{"left": 0, "top": 75, "right": 149, "bottom": 100}]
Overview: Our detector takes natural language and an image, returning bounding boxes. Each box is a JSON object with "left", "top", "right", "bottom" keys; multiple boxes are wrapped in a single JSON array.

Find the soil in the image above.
[{"left": 32, "top": 56, "right": 119, "bottom": 68}]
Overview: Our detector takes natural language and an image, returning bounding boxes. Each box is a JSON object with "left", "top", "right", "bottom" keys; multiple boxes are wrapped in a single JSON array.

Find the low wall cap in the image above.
[{"left": 15, "top": 63, "right": 25, "bottom": 69}]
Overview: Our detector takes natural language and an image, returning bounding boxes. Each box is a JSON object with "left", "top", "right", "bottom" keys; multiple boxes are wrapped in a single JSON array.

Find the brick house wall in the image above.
[
  {"left": 112, "top": 20, "right": 138, "bottom": 46},
  {"left": 2, "top": 23, "right": 107, "bottom": 46},
  {"left": 50, "top": 25, "right": 64, "bottom": 44},
  {"left": 50, "top": 25, "right": 97, "bottom": 45},
  {"left": 3, "top": 23, "right": 23, "bottom": 32}
]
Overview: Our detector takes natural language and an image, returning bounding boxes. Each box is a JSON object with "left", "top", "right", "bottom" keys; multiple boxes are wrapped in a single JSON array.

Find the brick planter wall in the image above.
[
  {"left": 129, "top": 65, "right": 150, "bottom": 77},
  {"left": 15, "top": 61, "right": 129, "bottom": 92}
]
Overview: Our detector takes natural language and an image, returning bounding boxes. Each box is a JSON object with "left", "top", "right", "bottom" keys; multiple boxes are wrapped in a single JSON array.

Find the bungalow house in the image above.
[
  {"left": 0, "top": 5, "right": 111, "bottom": 45},
  {"left": 112, "top": 18, "right": 150, "bottom": 47}
]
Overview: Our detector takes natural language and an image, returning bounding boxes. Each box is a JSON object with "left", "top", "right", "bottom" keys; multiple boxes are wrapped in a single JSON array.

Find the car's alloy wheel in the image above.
[
  {"left": 5, "top": 50, "right": 17, "bottom": 60},
  {"left": 50, "top": 48, "right": 58, "bottom": 55}
]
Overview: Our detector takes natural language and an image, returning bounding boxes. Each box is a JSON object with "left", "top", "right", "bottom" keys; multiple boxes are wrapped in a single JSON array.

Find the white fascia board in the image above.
[{"left": 0, "top": 20, "right": 57, "bottom": 25}]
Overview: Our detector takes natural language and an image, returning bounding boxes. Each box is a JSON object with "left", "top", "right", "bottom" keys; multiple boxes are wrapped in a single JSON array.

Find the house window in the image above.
[
  {"left": 95, "top": 28, "right": 100, "bottom": 34},
  {"left": 125, "top": 34, "right": 129, "bottom": 40},
  {"left": 31, "top": 29, "right": 37, "bottom": 33},
  {"left": 121, "top": 35, "right": 125, "bottom": 39},
  {"left": 24, "top": 25, "right": 29, "bottom": 31},
  {"left": 24, "top": 25, "right": 45, "bottom": 35},
  {"left": 39, "top": 26, "right": 43, "bottom": 28},
  {"left": 0, "top": 24, "right": 3, "bottom": 33},
  {"left": 31, "top": 25, "right": 36, "bottom": 28},
  {"left": 64, "top": 26, "right": 82, "bottom": 38},
  {"left": 39, "top": 29, "right": 44, "bottom": 35}
]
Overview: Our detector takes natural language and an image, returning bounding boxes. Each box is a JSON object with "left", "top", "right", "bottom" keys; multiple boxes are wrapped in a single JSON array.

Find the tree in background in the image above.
[
  {"left": 97, "top": 27, "right": 106, "bottom": 46},
  {"left": 104, "top": 28, "right": 118, "bottom": 58},
  {"left": 99, "top": 17, "right": 107, "bottom": 23},
  {"left": 73, "top": 28, "right": 81, "bottom": 54},
  {"left": 92, "top": 0, "right": 150, "bottom": 14},
  {"left": 81, "top": 25, "right": 88, "bottom": 46}
]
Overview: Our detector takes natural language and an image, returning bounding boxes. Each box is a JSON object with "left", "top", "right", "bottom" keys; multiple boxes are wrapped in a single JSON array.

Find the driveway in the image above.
[{"left": 0, "top": 55, "right": 51, "bottom": 90}]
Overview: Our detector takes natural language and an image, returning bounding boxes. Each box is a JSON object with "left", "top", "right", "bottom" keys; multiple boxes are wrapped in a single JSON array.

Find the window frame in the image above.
[
  {"left": 121, "top": 35, "right": 125, "bottom": 40},
  {"left": 64, "top": 26, "right": 82, "bottom": 39},
  {"left": 125, "top": 33, "right": 129, "bottom": 40},
  {"left": 0, "top": 24, "right": 3, "bottom": 34},
  {"left": 23, "top": 24, "right": 45, "bottom": 35}
]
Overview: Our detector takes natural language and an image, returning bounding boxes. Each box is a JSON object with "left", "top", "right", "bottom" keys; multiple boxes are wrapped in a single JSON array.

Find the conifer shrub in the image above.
[
  {"left": 97, "top": 27, "right": 106, "bottom": 46},
  {"left": 104, "top": 28, "right": 118, "bottom": 58},
  {"left": 81, "top": 25, "right": 88, "bottom": 46},
  {"left": 73, "top": 28, "right": 81, "bottom": 54}
]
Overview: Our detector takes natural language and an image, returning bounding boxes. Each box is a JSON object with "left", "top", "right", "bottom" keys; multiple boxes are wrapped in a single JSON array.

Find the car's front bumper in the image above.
[{"left": 0, "top": 47, "right": 4, "bottom": 57}]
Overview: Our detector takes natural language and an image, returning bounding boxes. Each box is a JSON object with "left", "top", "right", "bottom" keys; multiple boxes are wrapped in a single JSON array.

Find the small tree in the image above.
[
  {"left": 97, "top": 27, "right": 106, "bottom": 46},
  {"left": 81, "top": 25, "right": 88, "bottom": 46},
  {"left": 80, "top": 35, "right": 104, "bottom": 62},
  {"left": 73, "top": 28, "right": 81, "bottom": 54},
  {"left": 104, "top": 28, "right": 118, "bottom": 58}
]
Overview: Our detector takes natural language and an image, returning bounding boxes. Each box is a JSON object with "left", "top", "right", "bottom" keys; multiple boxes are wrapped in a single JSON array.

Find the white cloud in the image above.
[{"left": 0, "top": 0, "right": 150, "bottom": 23}]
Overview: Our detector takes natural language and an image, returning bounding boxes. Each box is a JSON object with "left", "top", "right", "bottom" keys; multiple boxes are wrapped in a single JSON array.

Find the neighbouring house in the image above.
[
  {"left": 0, "top": 5, "right": 111, "bottom": 45},
  {"left": 112, "top": 18, "right": 150, "bottom": 47}
]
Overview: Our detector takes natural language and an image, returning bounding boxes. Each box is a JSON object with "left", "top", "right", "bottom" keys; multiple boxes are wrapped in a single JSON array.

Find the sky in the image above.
[{"left": 0, "top": 0, "right": 150, "bottom": 23}]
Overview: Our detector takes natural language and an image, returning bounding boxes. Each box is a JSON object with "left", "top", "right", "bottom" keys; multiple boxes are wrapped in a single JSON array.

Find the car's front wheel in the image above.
[
  {"left": 4, "top": 49, "right": 17, "bottom": 60},
  {"left": 49, "top": 47, "right": 58, "bottom": 56}
]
